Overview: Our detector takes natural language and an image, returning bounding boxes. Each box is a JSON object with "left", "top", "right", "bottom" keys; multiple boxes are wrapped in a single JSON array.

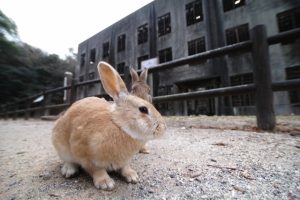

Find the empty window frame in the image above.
[
  {"left": 188, "top": 37, "right": 206, "bottom": 55},
  {"left": 225, "top": 23, "right": 249, "bottom": 45},
  {"left": 158, "top": 85, "right": 173, "bottom": 96},
  {"left": 277, "top": 7, "right": 300, "bottom": 32},
  {"left": 186, "top": 0, "right": 203, "bottom": 26},
  {"left": 137, "top": 55, "right": 149, "bottom": 70},
  {"left": 286, "top": 66, "right": 300, "bottom": 104},
  {"left": 223, "top": 0, "right": 245, "bottom": 12},
  {"left": 88, "top": 72, "right": 95, "bottom": 80},
  {"left": 158, "top": 48, "right": 172, "bottom": 63},
  {"left": 158, "top": 13, "right": 171, "bottom": 37},
  {"left": 79, "top": 75, "right": 84, "bottom": 82},
  {"left": 230, "top": 73, "right": 254, "bottom": 106},
  {"left": 117, "top": 62, "right": 125, "bottom": 74},
  {"left": 138, "top": 24, "right": 148, "bottom": 44},
  {"left": 89, "top": 48, "right": 96, "bottom": 64},
  {"left": 80, "top": 53, "right": 86, "bottom": 68},
  {"left": 102, "top": 42, "right": 110, "bottom": 58},
  {"left": 117, "top": 34, "right": 126, "bottom": 52}
]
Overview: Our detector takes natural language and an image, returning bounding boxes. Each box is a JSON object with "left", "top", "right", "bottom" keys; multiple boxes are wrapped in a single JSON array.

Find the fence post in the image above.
[
  {"left": 70, "top": 78, "right": 77, "bottom": 104},
  {"left": 24, "top": 99, "right": 31, "bottom": 120},
  {"left": 42, "top": 91, "right": 50, "bottom": 116},
  {"left": 64, "top": 72, "right": 73, "bottom": 104},
  {"left": 251, "top": 25, "right": 276, "bottom": 131}
]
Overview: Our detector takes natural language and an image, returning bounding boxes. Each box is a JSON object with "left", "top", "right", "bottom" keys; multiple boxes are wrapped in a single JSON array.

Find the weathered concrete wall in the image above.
[{"left": 77, "top": 0, "right": 300, "bottom": 115}]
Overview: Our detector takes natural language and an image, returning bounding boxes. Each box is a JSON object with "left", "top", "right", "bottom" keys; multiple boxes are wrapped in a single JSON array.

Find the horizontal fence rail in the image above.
[
  {"left": 153, "top": 84, "right": 256, "bottom": 103},
  {"left": 1, "top": 26, "right": 299, "bottom": 131},
  {"left": 3, "top": 79, "right": 300, "bottom": 116},
  {"left": 148, "top": 41, "right": 252, "bottom": 72},
  {"left": 45, "top": 85, "right": 71, "bottom": 94},
  {"left": 153, "top": 79, "right": 300, "bottom": 103},
  {"left": 272, "top": 79, "right": 300, "bottom": 91},
  {"left": 267, "top": 28, "right": 300, "bottom": 45}
]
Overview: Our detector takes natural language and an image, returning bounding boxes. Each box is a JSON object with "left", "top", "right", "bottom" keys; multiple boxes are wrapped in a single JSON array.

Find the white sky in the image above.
[{"left": 1, "top": 0, "right": 153, "bottom": 58}]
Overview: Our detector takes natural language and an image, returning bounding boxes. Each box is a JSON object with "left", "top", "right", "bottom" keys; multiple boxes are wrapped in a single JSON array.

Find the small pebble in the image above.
[
  {"left": 148, "top": 189, "right": 154, "bottom": 194},
  {"left": 169, "top": 173, "right": 176, "bottom": 178}
]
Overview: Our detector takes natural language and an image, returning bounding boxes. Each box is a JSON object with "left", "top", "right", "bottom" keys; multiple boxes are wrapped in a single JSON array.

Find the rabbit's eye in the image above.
[{"left": 139, "top": 106, "right": 148, "bottom": 114}]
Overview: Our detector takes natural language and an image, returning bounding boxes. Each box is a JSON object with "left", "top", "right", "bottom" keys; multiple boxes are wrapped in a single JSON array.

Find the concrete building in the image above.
[{"left": 76, "top": 0, "right": 300, "bottom": 116}]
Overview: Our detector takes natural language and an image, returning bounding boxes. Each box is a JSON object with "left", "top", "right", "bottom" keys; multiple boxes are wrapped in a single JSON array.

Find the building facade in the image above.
[{"left": 77, "top": 0, "right": 300, "bottom": 116}]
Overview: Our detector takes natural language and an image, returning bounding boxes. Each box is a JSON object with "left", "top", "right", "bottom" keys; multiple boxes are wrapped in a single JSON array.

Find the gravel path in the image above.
[{"left": 0, "top": 116, "right": 299, "bottom": 200}]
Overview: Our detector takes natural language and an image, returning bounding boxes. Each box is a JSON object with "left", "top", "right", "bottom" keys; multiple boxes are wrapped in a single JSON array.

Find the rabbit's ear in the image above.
[
  {"left": 140, "top": 68, "right": 148, "bottom": 83},
  {"left": 130, "top": 67, "right": 139, "bottom": 83},
  {"left": 97, "top": 62, "right": 128, "bottom": 100}
]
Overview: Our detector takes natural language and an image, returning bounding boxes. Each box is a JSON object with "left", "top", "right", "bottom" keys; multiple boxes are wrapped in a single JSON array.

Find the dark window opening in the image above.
[
  {"left": 286, "top": 66, "right": 300, "bottom": 104},
  {"left": 80, "top": 53, "right": 85, "bottom": 68},
  {"left": 158, "top": 13, "right": 171, "bottom": 37},
  {"left": 117, "top": 62, "right": 125, "bottom": 74},
  {"left": 186, "top": 0, "right": 203, "bottom": 26},
  {"left": 117, "top": 34, "right": 126, "bottom": 52},
  {"left": 188, "top": 37, "right": 206, "bottom": 55},
  {"left": 137, "top": 55, "right": 149, "bottom": 70},
  {"left": 102, "top": 42, "right": 110, "bottom": 58},
  {"left": 158, "top": 85, "right": 173, "bottom": 96},
  {"left": 138, "top": 55, "right": 149, "bottom": 70},
  {"left": 89, "top": 49, "right": 96, "bottom": 64},
  {"left": 223, "top": 0, "right": 245, "bottom": 12},
  {"left": 88, "top": 72, "right": 95, "bottom": 80},
  {"left": 158, "top": 48, "right": 172, "bottom": 63},
  {"left": 230, "top": 73, "right": 254, "bottom": 106},
  {"left": 226, "top": 23, "right": 249, "bottom": 45},
  {"left": 79, "top": 75, "right": 84, "bottom": 82},
  {"left": 277, "top": 7, "right": 300, "bottom": 32},
  {"left": 138, "top": 24, "right": 148, "bottom": 44}
]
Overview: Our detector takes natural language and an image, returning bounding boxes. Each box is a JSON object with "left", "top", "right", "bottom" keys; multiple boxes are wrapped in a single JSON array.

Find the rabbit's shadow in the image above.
[{"left": 43, "top": 162, "right": 128, "bottom": 188}]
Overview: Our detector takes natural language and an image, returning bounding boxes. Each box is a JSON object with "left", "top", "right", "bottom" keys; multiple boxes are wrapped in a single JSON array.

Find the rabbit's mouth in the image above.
[{"left": 153, "top": 122, "right": 166, "bottom": 137}]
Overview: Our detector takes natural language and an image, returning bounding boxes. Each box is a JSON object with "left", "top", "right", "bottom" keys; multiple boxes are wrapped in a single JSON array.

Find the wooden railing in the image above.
[{"left": 1, "top": 25, "right": 300, "bottom": 131}]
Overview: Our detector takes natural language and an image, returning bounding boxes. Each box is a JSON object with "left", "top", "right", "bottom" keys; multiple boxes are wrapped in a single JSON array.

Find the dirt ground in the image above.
[{"left": 0, "top": 116, "right": 299, "bottom": 200}]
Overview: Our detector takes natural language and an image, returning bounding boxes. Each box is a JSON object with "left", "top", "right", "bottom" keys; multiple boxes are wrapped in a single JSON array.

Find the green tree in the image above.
[
  {"left": 0, "top": 10, "right": 17, "bottom": 36},
  {"left": 0, "top": 9, "right": 20, "bottom": 65},
  {"left": 0, "top": 10, "right": 76, "bottom": 105}
]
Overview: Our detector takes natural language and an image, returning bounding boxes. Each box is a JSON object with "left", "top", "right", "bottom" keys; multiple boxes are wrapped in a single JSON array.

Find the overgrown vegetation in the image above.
[{"left": 0, "top": 10, "right": 76, "bottom": 105}]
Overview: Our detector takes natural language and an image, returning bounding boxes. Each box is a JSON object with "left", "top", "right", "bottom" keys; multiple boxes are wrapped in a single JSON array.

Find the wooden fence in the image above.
[{"left": 1, "top": 25, "right": 300, "bottom": 131}]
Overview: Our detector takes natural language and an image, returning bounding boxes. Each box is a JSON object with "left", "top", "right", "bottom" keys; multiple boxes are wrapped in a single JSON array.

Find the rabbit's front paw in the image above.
[
  {"left": 61, "top": 162, "right": 79, "bottom": 178},
  {"left": 121, "top": 165, "right": 139, "bottom": 183},
  {"left": 93, "top": 170, "right": 115, "bottom": 190},
  {"left": 139, "top": 144, "right": 150, "bottom": 154},
  {"left": 94, "top": 176, "right": 115, "bottom": 191}
]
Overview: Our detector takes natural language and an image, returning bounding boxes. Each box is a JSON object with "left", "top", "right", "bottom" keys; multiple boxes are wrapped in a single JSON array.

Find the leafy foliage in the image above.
[
  {"left": 0, "top": 10, "right": 17, "bottom": 36},
  {"left": 0, "top": 10, "right": 76, "bottom": 105}
]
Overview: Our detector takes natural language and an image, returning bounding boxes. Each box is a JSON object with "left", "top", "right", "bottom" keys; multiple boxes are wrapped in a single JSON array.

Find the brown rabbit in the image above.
[
  {"left": 130, "top": 67, "right": 152, "bottom": 154},
  {"left": 130, "top": 67, "right": 152, "bottom": 103},
  {"left": 52, "top": 62, "right": 166, "bottom": 190}
]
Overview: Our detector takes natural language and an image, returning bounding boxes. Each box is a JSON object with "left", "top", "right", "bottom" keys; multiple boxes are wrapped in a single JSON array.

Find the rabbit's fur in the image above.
[
  {"left": 130, "top": 67, "right": 152, "bottom": 103},
  {"left": 52, "top": 62, "right": 166, "bottom": 190},
  {"left": 130, "top": 67, "right": 153, "bottom": 154}
]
